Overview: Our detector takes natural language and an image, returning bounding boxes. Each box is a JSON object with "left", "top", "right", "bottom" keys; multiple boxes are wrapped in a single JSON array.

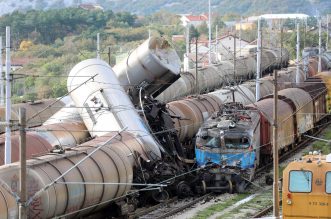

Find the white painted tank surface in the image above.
[
  {"left": 113, "top": 36, "right": 181, "bottom": 101},
  {"left": 67, "top": 58, "right": 161, "bottom": 159}
]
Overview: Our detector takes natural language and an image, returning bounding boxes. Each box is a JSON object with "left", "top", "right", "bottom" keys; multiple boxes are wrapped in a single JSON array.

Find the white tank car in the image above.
[{"left": 67, "top": 58, "right": 162, "bottom": 159}]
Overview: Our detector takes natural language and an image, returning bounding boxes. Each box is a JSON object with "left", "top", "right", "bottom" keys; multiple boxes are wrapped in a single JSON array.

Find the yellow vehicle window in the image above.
[
  {"left": 289, "top": 170, "right": 312, "bottom": 193},
  {"left": 326, "top": 172, "right": 331, "bottom": 193}
]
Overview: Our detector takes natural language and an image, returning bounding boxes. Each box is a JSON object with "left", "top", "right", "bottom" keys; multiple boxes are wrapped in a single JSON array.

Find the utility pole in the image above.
[
  {"left": 5, "top": 26, "right": 11, "bottom": 165},
  {"left": 184, "top": 25, "right": 190, "bottom": 72},
  {"left": 108, "top": 46, "right": 111, "bottom": 65},
  {"left": 318, "top": 18, "right": 322, "bottom": 72},
  {"left": 273, "top": 69, "right": 280, "bottom": 218},
  {"left": 97, "top": 32, "right": 100, "bottom": 59},
  {"left": 239, "top": 16, "right": 242, "bottom": 56},
  {"left": 304, "top": 17, "right": 307, "bottom": 48},
  {"left": 208, "top": 0, "right": 211, "bottom": 65},
  {"left": 280, "top": 26, "right": 283, "bottom": 69},
  {"left": 256, "top": 17, "right": 262, "bottom": 102},
  {"left": 215, "top": 25, "right": 218, "bottom": 54},
  {"left": 296, "top": 20, "right": 300, "bottom": 84},
  {"left": 195, "top": 38, "right": 199, "bottom": 94},
  {"left": 327, "top": 14, "right": 329, "bottom": 51},
  {"left": 233, "top": 32, "right": 236, "bottom": 83},
  {"left": 19, "top": 107, "right": 27, "bottom": 219},
  {"left": 0, "top": 36, "right": 3, "bottom": 106}
]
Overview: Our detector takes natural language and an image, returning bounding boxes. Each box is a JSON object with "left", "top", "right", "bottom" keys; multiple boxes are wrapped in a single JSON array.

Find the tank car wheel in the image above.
[
  {"left": 176, "top": 181, "right": 192, "bottom": 197},
  {"left": 201, "top": 180, "right": 207, "bottom": 194},
  {"left": 227, "top": 179, "right": 233, "bottom": 194},
  {"left": 152, "top": 190, "right": 169, "bottom": 203},
  {"left": 195, "top": 180, "right": 207, "bottom": 195}
]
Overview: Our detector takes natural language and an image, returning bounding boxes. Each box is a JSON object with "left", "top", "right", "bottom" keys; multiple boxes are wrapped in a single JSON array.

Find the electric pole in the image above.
[
  {"left": 296, "top": 20, "right": 300, "bottom": 84},
  {"left": 234, "top": 32, "right": 236, "bottom": 83},
  {"left": 273, "top": 69, "right": 280, "bottom": 219},
  {"left": 0, "top": 36, "right": 3, "bottom": 106},
  {"left": 19, "top": 107, "right": 27, "bottom": 219},
  {"left": 97, "top": 32, "right": 100, "bottom": 59},
  {"left": 208, "top": 0, "right": 211, "bottom": 65},
  {"left": 327, "top": 14, "right": 329, "bottom": 51},
  {"left": 195, "top": 38, "right": 199, "bottom": 94},
  {"left": 280, "top": 26, "right": 283, "bottom": 69},
  {"left": 5, "top": 26, "right": 11, "bottom": 165},
  {"left": 318, "top": 18, "right": 322, "bottom": 72},
  {"left": 108, "top": 46, "right": 111, "bottom": 65},
  {"left": 256, "top": 18, "right": 262, "bottom": 102}
]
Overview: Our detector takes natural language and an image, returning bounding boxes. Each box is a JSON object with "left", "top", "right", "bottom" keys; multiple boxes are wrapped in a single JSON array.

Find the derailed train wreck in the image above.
[{"left": 0, "top": 36, "right": 328, "bottom": 218}]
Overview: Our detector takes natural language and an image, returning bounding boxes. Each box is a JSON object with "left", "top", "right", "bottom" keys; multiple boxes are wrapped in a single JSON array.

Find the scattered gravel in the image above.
[{"left": 168, "top": 193, "right": 236, "bottom": 219}]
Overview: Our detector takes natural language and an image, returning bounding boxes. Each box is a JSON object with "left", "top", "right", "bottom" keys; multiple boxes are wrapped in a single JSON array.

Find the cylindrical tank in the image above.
[
  {"left": 113, "top": 37, "right": 181, "bottom": 102},
  {"left": 0, "top": 122, "right": 89, "bottom": 165},
  {"left": 156, "top": 72, "right": 195, "bottom": 102},
  {"left": 0, "top": 131, "right": 147, "bottom": 218},
  {"left": 67, "top": 58, "right": 161, "bottom": 159},
  {"left": 307, "top": 58, "right": 319, "bottom": 77},
  {"left": 167, "top": 95, "right": 222, "bottom": 141},
  {"left": 43, "top": 98, "right": 82, "bottom": 125}
]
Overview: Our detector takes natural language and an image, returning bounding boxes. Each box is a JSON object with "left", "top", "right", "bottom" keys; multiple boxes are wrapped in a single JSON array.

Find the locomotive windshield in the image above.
[
  {"left": 224, "top": 135, "right": 250, "bottom": 149},
  {"left": 205, "top": 137, "right": 221, "bottom": 148},
  {"left": 201, "top": 133, "right": 250, "bottom": 149}
]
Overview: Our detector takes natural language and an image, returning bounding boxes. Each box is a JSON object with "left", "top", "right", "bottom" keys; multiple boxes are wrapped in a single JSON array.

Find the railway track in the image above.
[
  {"left": 252, "top": 200, "right": 282, "bottom": 218},
  {"left": 131, "top": 193, "right": 211, "bottom": 219}
]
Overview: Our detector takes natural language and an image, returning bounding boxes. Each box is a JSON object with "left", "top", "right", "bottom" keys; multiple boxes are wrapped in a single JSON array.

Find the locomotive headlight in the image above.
[{"left": 287, "top": 193, "right": 292, "bottom": 205}]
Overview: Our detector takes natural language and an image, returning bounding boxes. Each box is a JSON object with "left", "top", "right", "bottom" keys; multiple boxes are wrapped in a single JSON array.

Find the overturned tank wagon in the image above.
[
  {"left": 113, "top": 36, "right": 181, "bottom": 103},
  {"left": 0, "top": 131, "right": 150, "bottom": 218},
  {"left": 67, "top": 58, "right": 162, "bottom": 159}
]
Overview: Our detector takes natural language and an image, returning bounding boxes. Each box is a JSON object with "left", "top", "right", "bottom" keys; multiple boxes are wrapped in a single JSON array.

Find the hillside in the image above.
[{"left": 1, "top": 0, "right": 331, "bottom": 16}]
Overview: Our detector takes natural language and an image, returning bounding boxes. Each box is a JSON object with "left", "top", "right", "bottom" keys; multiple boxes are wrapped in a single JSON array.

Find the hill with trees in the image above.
[
  {"left": 0, "top": 7, "right": 326, "bottom": 104},
  {"left": 0, "top": 0, "right": 331, "bottom": 16}
]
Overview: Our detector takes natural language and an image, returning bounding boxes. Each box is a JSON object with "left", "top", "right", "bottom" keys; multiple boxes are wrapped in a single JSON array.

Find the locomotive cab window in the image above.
[
  {"left": 326, "top": 172, "right": 331, "bottom": 194},
  {"left": 205, "top": 137, "right": 221, "bottom": 148},
  {"left": 224, "top": 135, "right": 250, "bottom": 149},
  {"left": 289, "top": 170, "right": 312, "bottom": 193}
]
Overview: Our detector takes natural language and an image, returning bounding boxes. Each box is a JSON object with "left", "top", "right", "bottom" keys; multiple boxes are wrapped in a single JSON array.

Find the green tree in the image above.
[
  {"left": 189, "top": 25, "right": 200, "bottom": 41},
  {"left": 197, "top": 22, "right": 209, "bottom": 36}
]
